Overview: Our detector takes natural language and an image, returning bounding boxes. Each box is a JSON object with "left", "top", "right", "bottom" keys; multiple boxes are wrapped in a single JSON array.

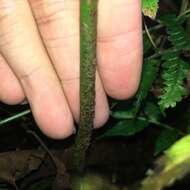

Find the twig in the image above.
[
  {"left": 143, "top": 18, "right": 158, "bottom": 50},
  {"left": 27, "top": 130, "right": 70, "bottom": 189},
  {"left": 0, "top": 109, "right": 31, "bottom": 126}
]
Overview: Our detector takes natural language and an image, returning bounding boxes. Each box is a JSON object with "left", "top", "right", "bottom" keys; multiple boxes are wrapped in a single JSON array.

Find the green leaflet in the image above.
[
  {"left": 142, "top": 0, "right": 159, "bottom": 8},
  {"left": 143, "top": 102, "right": 162, "bottom": 123},
  {"left": 142, "top": 0, "right": 159, "bottom": 19},
  {"left": 97, "top": 119, "right": 149, "bottom": 139},
  {"left": 154, "top": 129, "right": 180, "bottom": 156},
  {"left": 133, "top": 59, "right": 159, "bottom": 115},
  {"left": 141, "top": 135, "right": 190, "bottom": 190},
  {"left": 160, "top": 14, "right": 190, "bottom": 51},
  {"left": 143, "top": 33, "right": 153, "bottom": 55}
]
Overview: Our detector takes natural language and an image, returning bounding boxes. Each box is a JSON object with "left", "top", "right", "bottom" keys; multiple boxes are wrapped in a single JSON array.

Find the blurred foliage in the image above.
[{"left": 141, "top": 135, "right": 190, "bottom": 190}]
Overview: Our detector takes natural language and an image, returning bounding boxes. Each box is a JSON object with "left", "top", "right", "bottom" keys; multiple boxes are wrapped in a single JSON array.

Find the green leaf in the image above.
[
  {"left": 111, "top": 108, "right": 134, "bottom": 120},
  {"left": 142, "top": 0, "right": 159, "bottom": 19},
  {"left": 154, "top": 129, "right": 180, "bottom": 155},
  {"left": 141, "top": 135, "right": 190, "bottom": 190},
  {"left": 142, "top": 0, "right": 159, "bottom": 8},
  {"left": 133, "top": 59, "right": 159, "bottom": 114},
  {"left": 111, "top": 101, "right": 161, "bottom": 123},
  {"left": 144, "top": 102, "right": 162, "bottom": 123},
  {"left": 98, "top": 119, "right": 149, "bottom": 139},
  {"left": 143, "top": 34, "right": 153, "bottom": 55}
]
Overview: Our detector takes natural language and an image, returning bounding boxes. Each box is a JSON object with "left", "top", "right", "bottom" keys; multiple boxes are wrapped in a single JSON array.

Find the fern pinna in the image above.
[
  {"left": 159, "top": 50, "right": 189, "bottom": 111},
  {"left": 158, "top": 15, "right": 190, "bottom": 112},
  {"left": 160, "top": 14, "right": 190, "bottom": 51}
]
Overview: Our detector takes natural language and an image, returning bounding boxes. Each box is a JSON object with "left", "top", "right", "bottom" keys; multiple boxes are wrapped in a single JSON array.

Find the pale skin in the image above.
[{"left": 0, "top": 0, "right": 142, "bottom": 139}]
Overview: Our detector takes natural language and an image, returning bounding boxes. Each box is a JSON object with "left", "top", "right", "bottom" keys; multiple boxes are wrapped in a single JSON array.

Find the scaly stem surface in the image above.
[{"left": 72, "top": 0, "right": 97, "bottom": 171}]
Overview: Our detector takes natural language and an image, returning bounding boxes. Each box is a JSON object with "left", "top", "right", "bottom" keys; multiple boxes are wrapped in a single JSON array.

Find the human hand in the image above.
[{"left": 0, "top": 0, "right": 142, "bottom": 139}]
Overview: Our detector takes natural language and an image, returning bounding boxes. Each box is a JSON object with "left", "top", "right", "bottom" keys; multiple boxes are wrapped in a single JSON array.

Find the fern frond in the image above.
[
  {"left": 160, "top": 15, "right": 190, "bottom": 51},
  {"left": 158, "top": 50, "right": 189, "bottom": 111}
]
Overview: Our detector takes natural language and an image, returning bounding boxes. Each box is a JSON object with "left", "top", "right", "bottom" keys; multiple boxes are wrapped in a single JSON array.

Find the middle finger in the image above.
[{"left": 29, "top": 0, "right": 109, "bottom": 127}]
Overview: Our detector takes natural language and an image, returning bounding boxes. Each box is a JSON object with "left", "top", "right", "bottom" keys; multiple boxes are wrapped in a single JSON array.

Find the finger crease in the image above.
[
  {"left": 98, "top": 27, "right": 141, "bottom": 43},
  {"left": 19, "top": 66, "right": 43, "bottom": 82},
  {"left": 60, "top": 77, "right": 79, "bottom": 85},
  {"left": 35, "top": 7, "right": 76, "bottom": 26}
]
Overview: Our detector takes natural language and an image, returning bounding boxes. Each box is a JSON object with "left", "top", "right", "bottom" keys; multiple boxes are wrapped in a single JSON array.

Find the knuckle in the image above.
[
  {"left": 31, "top": 0, "right": 78, "bottom": 27},
  {"left": 43, "top": 33, "right": 79, "bottom": 48},
  {"left": 98, "top": 27, "right": 141, "bottom": 44},
  {"left": 19, "top": 66, "right": 43, "bottom": 84},
  {"left": 0, "top": 30, "right": 25, "bottom": 49},
  {"left": 0, "top": 1, "right": 24, "bottom": 48},
  {"left": 60, "top": 76, "right": 79, "bottom": 85}
]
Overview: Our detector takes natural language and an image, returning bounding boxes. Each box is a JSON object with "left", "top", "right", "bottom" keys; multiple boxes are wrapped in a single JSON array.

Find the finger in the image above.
[
  {"left": 0, "top": 54, "right": 24, "bottom": 104},
  {"left": 29, "top": 0, "right": 109, "bottom": 127},
  {"left": 0, "top": 0, "right": 74, "bottom": 139},
  {"left": 97, "top": 0, "right": 143, "bottom": 99}
]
